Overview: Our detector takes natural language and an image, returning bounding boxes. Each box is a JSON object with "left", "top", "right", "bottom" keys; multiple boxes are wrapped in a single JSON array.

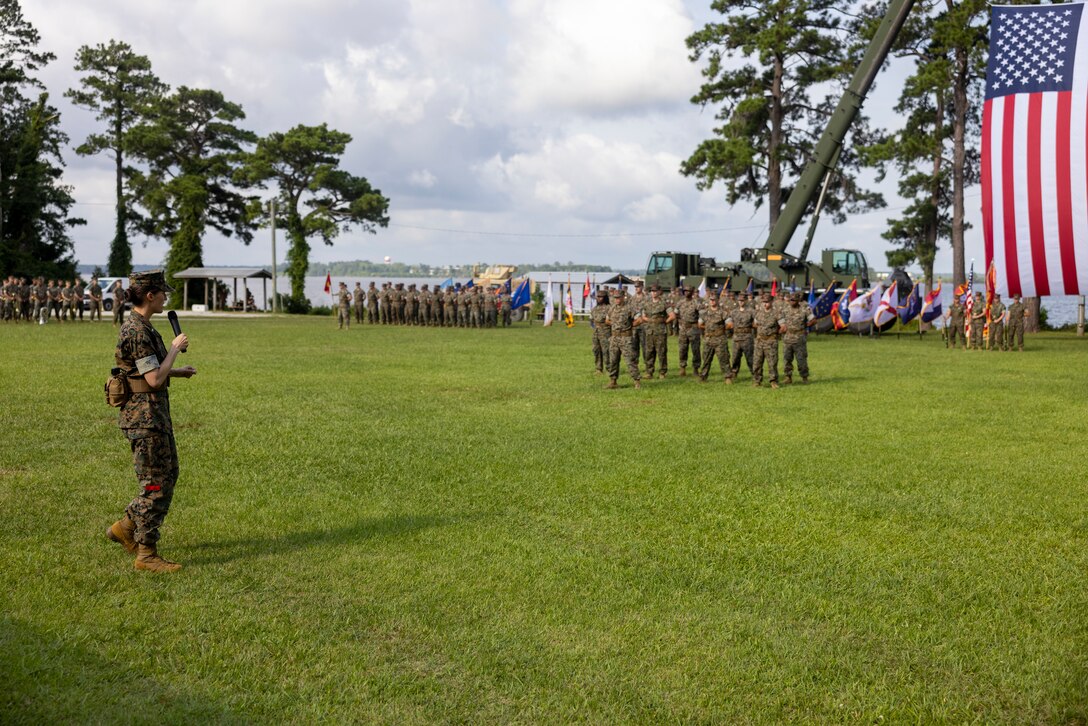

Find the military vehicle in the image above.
[
  {"left": 644, "top": 0, "right": 917, "bottom": 296},
  {"left": 472, "top": 264, "right": 518, "bottom": 289}
]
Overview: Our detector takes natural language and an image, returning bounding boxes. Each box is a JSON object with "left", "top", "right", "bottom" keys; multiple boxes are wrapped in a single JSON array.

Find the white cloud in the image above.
[
  {"left": 507, "top": 0, "right": 701, "bottom": 113},
  {"left": 409, "top": 169, "right": 438, "bottom": 188},
  {"left": 322, "top": 44, "right": 436, "bottom": 125},
  {"left": 625, "top": 193, "right": 681, "bottom": 222}
]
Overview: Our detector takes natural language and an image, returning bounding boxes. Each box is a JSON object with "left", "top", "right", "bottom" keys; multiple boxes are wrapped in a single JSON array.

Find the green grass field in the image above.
[{"left": 1, "top": 316, "right": 1086, "bottom": 723}]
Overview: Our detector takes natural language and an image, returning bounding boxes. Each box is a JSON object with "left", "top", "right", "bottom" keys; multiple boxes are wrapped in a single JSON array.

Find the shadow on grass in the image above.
[
  {"left": 0, "top": 617, "right": 247, "bottom": 724},
  {"left": 185, "top": 512, "right": 471, "bottom": 566}
]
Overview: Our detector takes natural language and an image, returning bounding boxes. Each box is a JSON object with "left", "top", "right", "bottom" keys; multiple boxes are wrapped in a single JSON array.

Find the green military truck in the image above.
[{"left": 644, "top": 247, "right": 871, "bottom": 293}]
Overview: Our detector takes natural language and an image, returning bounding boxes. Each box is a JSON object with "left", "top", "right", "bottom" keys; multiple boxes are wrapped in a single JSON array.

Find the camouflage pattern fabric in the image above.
[
  {"left": 115, "top": 311, "right": 173, "bottom": 431},
  {"left": 125, "top": 429, "right": 179, "bottom": 546},
  {"left": 988, "top": 299, "right": 1007, "bottom": 350},
  {"left": 700, "top": 305, "right": 729, "bottom": 380},
  {"left": 947, "top": 300, "right": 966, "bottom": 348},
  {"left": 752, "top": 306, "right": 784, "bottom": 385},
  {"left": 606, "top": 301, "right": 640, "bottom": 382},
  {"left": 642, "top": 298, "right": 669, "bottom": 376},
  {"left": 728, "top": 306, "right": 755, "bottom": 379},
  {"left": 1007, "top": 300, "right": 1025, "bottom": 349},
  {"left": 590, "top": 303, "right": 611, "bottom": 372},
  {"left": 337, "top": 288, "right": 352, "bottom": 329},
  {"left": 782, "top": 304, "right": 811, "bottom": 380},
  {"left": 676, "top": 298, "right": 702, "bottom": 372}
]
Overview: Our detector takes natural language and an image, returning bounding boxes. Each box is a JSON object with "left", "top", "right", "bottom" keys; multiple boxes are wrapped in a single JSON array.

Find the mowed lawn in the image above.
[{"left": 1, "top": 315, "right": 1086, "bottom": 723}]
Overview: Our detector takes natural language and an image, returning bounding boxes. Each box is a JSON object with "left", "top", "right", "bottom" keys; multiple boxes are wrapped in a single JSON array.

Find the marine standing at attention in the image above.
[
  {"left": 604, "top": 288, "right": 642, "bottom": 390},
  {"left": 1006, "top": 294, "right": 1026, "bottom": 351},
  {"left": 590, "top": 288, "right": 611, "bottom": 374},
  {"left": 970, "top": 292, "right": 986, "bottom": 349},
  {"left": 698, "top": 293, "right": 729, "bottom": 382},
  {"left": 676, "top": 288, "right": 703, "bottom": 376},
  {"left": 947, "top": 296, "right": 966, "bottom": 349},
  {"left": 106, "top": 270, "right": 196, "bottom": 573},
  {"left": 337, "top": 282, "right": 352, "bottom": 329},
  {"left": 112, "top": 279, "right": 125, "bottom": 325},
  {"left": 752, "top": 292, "right": 785, "bottom": 389},
  {"left": 640, "top": 285, "right": 673, "bottom": 379},
  {"left": 727, "top": 293, "right": 755, "bottom": 383},
  {"left": 987, "top": 293, "right": 1007, "bottom": 351},
  {"left": 781, "top": 292, "right": 811, "bottom": 384}
]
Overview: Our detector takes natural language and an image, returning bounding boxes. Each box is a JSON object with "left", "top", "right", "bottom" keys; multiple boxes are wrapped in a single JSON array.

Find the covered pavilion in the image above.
[{"left": 173, "top": 267, "right": 274, "bottom": 311}]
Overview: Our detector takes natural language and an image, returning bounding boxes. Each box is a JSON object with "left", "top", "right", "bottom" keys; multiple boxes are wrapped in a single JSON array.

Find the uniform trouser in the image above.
[
  {"left": 730, "top": 336, "right": 753, "bottom": 378},
  {"left": 486, "top": 309, "right": 497, "bottom": 327},
  {"left": 368, "top": 304, "right": 378, "bottom": 323},
  {"left": 644, "top": 330, "right": 668, "bottom": 376},
  {"left": 77, "top": 302, "right": 84, "bottom": 320},
  {"left": 593, "top": 330, "right": 611, "bottom": 372},
  {"left": 124, "top": 429, "right": 179, "bottom": 546},
  {"left": 32, "top": 301, "right": 41, "bottom": 322},
  {"left": 446, "top": 308, "right": 455, "bottom": 327},
  {"left": 89, "top": 301, "right": 102, "bottom": 321},
  {"left": 783, "top": 338, "right": 808, "bottom": 379},
  {"left": 678, "top": 328, "right": 702, "bottom": 371},
  {"left": 471, "top": 310, "right": 481, "bottom": 328},
  {"left": 338, "top": 307, "right": 351, "bottom": 328},
  {"left": 1008, "top": 322, "right": 1024, "bottom": 349},
  {"left": 608, "top": 334, "right": 640, "bottom": 382},
  {"left": 458, "top": 309, "right": 467, "bottom": 327},
  {"left": 700, "top": 335, "right": 729, "bottom": 379},
  {"left": 502, "top": 309, "right": 511, "bottom": 327},
  {"left": 354, "top": 304, "right": 364, "bottom": 323},
  {"left": 397, "top": 303, "right": 406, "bottom": 324},
  {"left": 752, "top": 337, "right": 779, "bottom": 384},
  {"left": 113, "top": 303, "right": 125, "bottom": 325},
  {"left": 947, "top": 322, "right": 965, "bottom": 348},
  {"left": 53, "top": 301, "right": 63, "bottom": 320},
  {"left": 970, "top": 322, "right": 984, "bottom": 348},
  {"left": 988, "top": 322, "right": 1006, "bottom": 350},
  {"left": 633, "top": 326, "right": 646, "bottom": 363},
  {"left": 380, "top": 304, "right": 389, "bottom": 324}
]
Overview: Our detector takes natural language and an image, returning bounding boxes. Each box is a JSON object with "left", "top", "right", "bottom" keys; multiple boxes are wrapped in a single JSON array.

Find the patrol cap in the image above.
[
  {"left": 129, "top": 269, "right": 174, "bottom": 293},
  {"left": 651, "top": 284, "right": 661, "bottom": 292}
]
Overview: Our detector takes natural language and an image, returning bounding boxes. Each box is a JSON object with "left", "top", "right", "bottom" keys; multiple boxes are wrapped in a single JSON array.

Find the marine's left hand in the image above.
[{"left": 172, "top": 365, "right": 197, "bottom": 378}]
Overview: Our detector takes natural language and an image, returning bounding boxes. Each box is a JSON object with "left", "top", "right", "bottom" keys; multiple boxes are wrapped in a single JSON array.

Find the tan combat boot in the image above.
[
  {"left": 134, "top": 544, "right": 182, "bottom": 573},
  {"left": 106, "top": 516, "right": 138, "bottom": 553},
  {"left": 634, "top": 380, "right": 642, "bottom": 390},
  {"left": 784, "top": 375, "right": 792, "bottom": 385},
  {"left": 605, "top": 379, "right": 618, "bottom": 390},
  {"left": 770, "top": 382, "right": 780, "bottom": 390}
]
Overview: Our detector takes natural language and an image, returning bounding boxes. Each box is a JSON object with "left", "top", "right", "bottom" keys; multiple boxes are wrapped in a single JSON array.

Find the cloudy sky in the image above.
[{"left": 26, "top": 0, "right": 983, "bottom": 274}]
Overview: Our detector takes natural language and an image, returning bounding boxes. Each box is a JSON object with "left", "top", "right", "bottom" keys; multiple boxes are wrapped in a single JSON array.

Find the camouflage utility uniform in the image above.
[
  {"left": 642, "top": 296, "right": 670, "bottom": 378},
  {"left": 988, "top": 297, "right": 1006, "bottom": 351},
  {"left": 676, "top": 297, "right": 702, "bottom": 375},
  {"left": 605, "top": 295, "right": 641, "bottom": 388},
  {"left": 970, "top": 295, "right": 986, "bottom": 349},
  {"left": 1007, "top": 297, "right": 1026, "bottom": 350},
  {"left": 752, "top": 303, "right": 784, "bottom": 386},
  {"left": 337, "top": 286, "right": 352, "bottom": 329},
  {"left": 782, "top": 300, "right": 811, "bottom": 383},
  {"left": 728, "top": 302, "right": 755, "bottom": 381},
  {"left": 590, "top": 296, "right": 611, "bottom": 373},
  {"left": 947, "top": 299, "right": 966, "bottom": 349},
  {"left": 699, "top": 303, "right": 730, "bottom": 381},
  {"left": 116, "top": 311, "right": 178, "bottom": 547}
]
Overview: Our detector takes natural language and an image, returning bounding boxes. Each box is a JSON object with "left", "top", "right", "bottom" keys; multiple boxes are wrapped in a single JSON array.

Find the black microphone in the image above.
[{"left": 167, "top": 310, "right": 186, "bottom": 353}]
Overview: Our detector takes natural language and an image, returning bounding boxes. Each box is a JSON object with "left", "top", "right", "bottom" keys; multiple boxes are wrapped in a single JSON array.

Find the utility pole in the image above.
[{"left": 269, "top": 199, "right": 278, "bottom": 313}]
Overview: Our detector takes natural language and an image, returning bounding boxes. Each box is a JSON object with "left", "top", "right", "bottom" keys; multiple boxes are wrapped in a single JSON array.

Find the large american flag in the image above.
[{"left": 982, "top": 3, "right": 1088, "bottom": 298}]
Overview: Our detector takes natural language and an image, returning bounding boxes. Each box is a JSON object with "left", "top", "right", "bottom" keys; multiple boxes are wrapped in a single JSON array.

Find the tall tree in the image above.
[
  {"left": 65, "top": 40, "right": 167, "bottom": 277},
  {"left": 126, "top": 86, "right": 257, "bottom": 302},
  {"left": 242, "top": 124, "right": 389, "bottom": 306},
  {"left": 682, "top": 0, "right": 883, "bottom": 233},
  {"left": 860, "top": 2, "right": 955, "bottom": 289},
  {"left": 0, "top": 0, "right": 83, "bottom": 278}
]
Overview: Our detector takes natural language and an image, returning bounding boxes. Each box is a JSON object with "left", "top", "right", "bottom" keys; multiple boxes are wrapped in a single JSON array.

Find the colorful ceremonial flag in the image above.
[
  {"left": 543, "top": 277, "right": 554, "bottom": 326},
  {"left": 439, "top": 277, "right": 454, "bottom": 289},
  {"left": 921, "top": 282, "right": 943, "bottom": 323},
  {"left": 964, "top": 263, "right": 975, "bottom": 341},
  {"left": 809, "top": 282, "right": 839, "bottom": 321},
  {"left": 771, "top": 279, "right": 778, "bottom": 297},
  {"left": 848, "top": 284, "right": 881, "bottom": 325},
  {"left": 807, "top": 281, "right": 816, "bottom": 309},
  {"left": 898, "top": 283, "right": 922, "bottom": 324},
  {"left": 465, "top": 279, "right": 474, "bottom": 289},
  {"left": 874, "top": 281, "right": 899, "bottom": 330},
  {"left": 510, "top": 278, "right": 531, "bottom": 309},
  {"left": 982, "top": 3, "right": 1088, "bottom": 298},
  {"left": 503, "top": 278, "right": 512, "bottom": 294},
  {"left": 744, "top": 278, "right": 754, "bottom": 295},
  {"left": 323, "top": 273, "right": 332, "bottom": 294},
  {"left": 697, "top": 277, "right": 707, "bottom": 298},
  {"left": 582, "top": 273, "right": 591, "bottom": 303},
  {"left": 564, "top": 279, "right": 575, "bottom": 327}
]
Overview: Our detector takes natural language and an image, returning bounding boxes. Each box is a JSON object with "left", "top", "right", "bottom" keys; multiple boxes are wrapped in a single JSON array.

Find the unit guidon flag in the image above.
[{"left": 982, "top": 2, "right": 1088, "bottom": 297}]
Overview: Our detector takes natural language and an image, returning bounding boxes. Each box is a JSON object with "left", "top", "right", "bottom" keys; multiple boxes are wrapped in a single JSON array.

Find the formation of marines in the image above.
[
  {"left": 593, "top": 281, "right": 812, "bottom": 390},
  {"left": 334, "top": 281, "right": 514, "bottom": 330},
  {"left": 0, "top": 275, "right": 121, "bottom": 325},
  {"left": 945, "top": 291, "right": 1029, "bottom": 351}
]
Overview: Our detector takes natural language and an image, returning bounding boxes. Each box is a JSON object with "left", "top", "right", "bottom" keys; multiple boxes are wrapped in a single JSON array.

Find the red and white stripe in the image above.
[{"left": 983, "top": 8, "right": 1088, "bottom": 298}]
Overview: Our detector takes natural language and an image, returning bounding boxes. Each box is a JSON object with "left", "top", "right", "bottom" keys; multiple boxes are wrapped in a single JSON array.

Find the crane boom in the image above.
[{"left": 763, "top": 0, "right": 918, "bottom": 255}]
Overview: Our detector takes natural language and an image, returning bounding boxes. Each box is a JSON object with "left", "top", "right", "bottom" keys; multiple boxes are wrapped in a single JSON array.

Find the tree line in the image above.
[{"left": 0, "top": 0, "right": 388, "bottom": 310}]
